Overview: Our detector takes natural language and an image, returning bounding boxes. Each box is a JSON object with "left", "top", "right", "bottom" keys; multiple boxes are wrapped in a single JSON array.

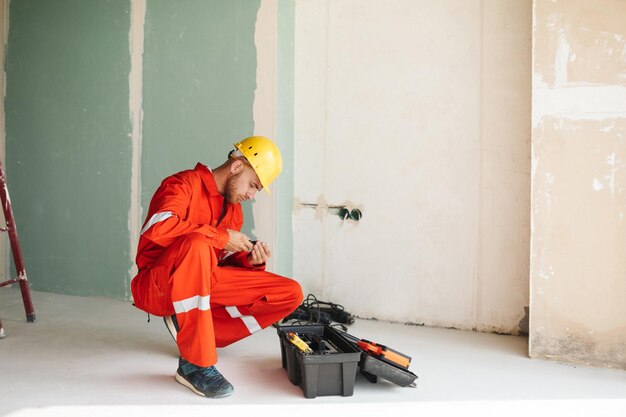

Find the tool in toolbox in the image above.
[
  {"left": 286, "top": 323, "right": 415, "bottom": 374},
  {"left": 287, "top": 332, "right": 313, "bottom": 354},
  {"left": 336, "top": 329, "right": 411, "bottom": 369},
  {"left": 286, "top": 331, "right": 339, "bottom": 355}
]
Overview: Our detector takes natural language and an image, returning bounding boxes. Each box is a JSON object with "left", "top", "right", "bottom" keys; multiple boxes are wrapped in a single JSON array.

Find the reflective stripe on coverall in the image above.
[{"left": 130, "top": 163, "right": 303, "bottom": 367}]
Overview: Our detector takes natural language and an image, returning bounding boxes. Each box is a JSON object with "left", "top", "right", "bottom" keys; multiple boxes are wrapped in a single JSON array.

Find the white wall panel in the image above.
[{"left": 294, "top": 0, "right": 531, "bottom": 332}]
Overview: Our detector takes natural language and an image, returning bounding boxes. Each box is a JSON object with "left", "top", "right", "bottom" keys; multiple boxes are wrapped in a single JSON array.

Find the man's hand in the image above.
[
  {"left": 248, "top": 241, "right": 271, "bottom": 266},
  {"left": 225, "top": 230, "right": 254, "bottom": 252}
]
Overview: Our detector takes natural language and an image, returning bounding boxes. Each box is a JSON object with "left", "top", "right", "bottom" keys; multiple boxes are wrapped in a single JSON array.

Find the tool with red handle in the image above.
[
  {"left": 337, "top": 329, "right": 412, "bottom": 369},
  {"left": 356, "top": 339, "right": 411, "bottom": 369}
]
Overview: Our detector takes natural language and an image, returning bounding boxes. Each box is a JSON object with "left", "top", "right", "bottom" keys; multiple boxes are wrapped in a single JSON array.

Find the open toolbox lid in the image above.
[{"left": 333, "top": 327, "right": 418, "bottom": 387}]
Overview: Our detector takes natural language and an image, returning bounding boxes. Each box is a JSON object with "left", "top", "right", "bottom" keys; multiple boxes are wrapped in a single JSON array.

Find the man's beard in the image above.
[{"left": 224, "top": 172, "right": 243, "bottom": 204}]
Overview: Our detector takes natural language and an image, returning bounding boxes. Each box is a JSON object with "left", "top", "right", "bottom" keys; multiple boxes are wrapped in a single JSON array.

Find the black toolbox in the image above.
[
  {"left": 277, "top": 324, "right": 361, "bottom": 398},
  {"left": 277, "top": 324, "right": 418, "bottom": 398}
]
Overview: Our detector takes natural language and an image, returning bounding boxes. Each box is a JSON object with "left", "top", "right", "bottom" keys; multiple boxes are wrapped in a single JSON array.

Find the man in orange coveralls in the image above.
[{"left": 131, "top": 136, "right": 303, "bottom": 398}]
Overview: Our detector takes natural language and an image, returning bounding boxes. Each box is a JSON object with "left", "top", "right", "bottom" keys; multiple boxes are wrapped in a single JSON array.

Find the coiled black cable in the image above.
[{"left": 281, "top": 293, "right": 353, "bottom": 330}]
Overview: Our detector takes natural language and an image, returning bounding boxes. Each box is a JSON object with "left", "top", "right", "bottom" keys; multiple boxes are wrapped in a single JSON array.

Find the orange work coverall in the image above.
[{"left": 131, "top": 163, "right": 303, "bottom": 367}]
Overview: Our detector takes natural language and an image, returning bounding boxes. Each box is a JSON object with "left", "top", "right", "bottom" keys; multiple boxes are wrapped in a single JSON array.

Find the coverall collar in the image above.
[
  {"left": 195, "top": 162, "right": 234, "bottom": 226},
  {"left": 195, "top": 163, "right": 220, "bottom": 197}
]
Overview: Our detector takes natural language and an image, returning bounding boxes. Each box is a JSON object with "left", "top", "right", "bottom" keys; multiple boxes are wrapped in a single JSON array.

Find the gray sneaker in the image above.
[{"left": 175, "top": 357, "right": 234, "bottom": 398}]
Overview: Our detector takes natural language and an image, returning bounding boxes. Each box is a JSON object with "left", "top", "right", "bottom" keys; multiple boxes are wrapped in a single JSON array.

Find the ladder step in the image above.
[
  {"left": 0, "top": 278, "right": 24, "bottom": 288},
  {"left": 0, "top": 160, "right": 36, "bottom": 333}
]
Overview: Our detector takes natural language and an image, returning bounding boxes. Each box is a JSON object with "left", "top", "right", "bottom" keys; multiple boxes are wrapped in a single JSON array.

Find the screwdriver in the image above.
[{"left": 287, "top": 332, "right": 313, "bottom": 354}]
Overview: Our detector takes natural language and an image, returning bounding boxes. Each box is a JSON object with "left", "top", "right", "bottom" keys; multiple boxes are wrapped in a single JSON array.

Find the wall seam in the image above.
[
  {"left": 252, "top": 0, "right": 278, "bottom": 272},
  {"left": 276, "top": 0, "right": 295, "bottom": 277},
  {"left": 320, "top": 0, "right": 330, "bottom": 299},
  {"left": 474, "top": 0, "right": 485, "bottom": 331},
  {"left": 529, "top": 0, "right": 537, "bottom": 355},
  {"left": 128, "top": 0, "right": 146, "bottom": 299},
  {"left": 269, "top": 0, "right": 278, "bottom": 272},
  {"left": 0, "top": 0, "right": 8, "bottom": 281}
]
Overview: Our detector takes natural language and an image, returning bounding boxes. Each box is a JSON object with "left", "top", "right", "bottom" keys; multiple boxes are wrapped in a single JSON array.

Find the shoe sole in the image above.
[
  {"left": 175, "top": 372, "right": 233, "bottom": 398},
  {"left": 164, "top": 316, "right": 178, "bottom": 342}
]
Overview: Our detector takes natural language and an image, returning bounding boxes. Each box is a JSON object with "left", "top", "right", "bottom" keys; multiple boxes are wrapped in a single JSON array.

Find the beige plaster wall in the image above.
[{"left": 531, "top": 0, "right": 626, "bottom": 369}]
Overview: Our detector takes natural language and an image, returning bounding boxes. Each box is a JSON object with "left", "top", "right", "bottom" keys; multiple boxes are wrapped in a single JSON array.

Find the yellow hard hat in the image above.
[{"left": 234, "top": 136, "right": 283, "bottom": 194}]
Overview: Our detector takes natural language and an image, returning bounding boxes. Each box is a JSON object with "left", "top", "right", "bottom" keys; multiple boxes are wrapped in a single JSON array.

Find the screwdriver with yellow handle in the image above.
[{"left": 287, "top": 332, "right": 313, "bottom": 354}]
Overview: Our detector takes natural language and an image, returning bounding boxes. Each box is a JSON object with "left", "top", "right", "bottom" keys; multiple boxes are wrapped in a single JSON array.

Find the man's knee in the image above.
[
  {"left": 177, "top": 232, "right": 216, "bottom": 259},
  {"left": 179, "top": 232, "right": 210, "bottom": 251},
  {"left": 285, "top": 278, "right": 304, "bottom": 310},
  {"left": 169, "top": 232, "right": 218, "bottom": 271}
]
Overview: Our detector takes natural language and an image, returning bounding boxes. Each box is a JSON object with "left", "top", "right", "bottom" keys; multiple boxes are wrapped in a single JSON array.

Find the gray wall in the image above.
[
  {"left": 4, "top": 0, "right": 265, "bottom": 298},
  {"left": 6, "top": 0, "right": 132, "bottom": 298},
  {"left": 141, "top": 0, "right": 259, "bottom": 206}
]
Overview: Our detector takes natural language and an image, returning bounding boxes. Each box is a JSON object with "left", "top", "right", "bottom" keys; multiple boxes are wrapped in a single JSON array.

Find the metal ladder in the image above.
[{"left": 0, "top": 160, "right": 35, "bottom": 338}]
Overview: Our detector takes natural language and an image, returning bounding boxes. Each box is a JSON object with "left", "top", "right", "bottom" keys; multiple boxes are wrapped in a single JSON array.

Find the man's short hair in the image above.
[
  {"left": 228, "top": 149, "right": 250, "bottom": 165},
  {"left": 228, "top": 149, "right": 244, "bottom": 158}
]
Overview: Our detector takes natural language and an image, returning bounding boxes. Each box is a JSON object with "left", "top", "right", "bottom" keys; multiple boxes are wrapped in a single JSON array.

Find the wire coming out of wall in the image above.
[{"left": 299, "top": 202, "right": 362, "bottom": 221}]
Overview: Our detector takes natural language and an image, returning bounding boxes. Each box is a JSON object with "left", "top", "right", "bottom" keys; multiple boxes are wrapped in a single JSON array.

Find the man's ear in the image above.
[{"left": 230, "top": 159, "right": 244, "bottom": 174}]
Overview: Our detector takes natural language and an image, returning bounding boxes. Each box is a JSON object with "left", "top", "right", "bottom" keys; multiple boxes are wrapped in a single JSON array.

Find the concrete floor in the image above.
[{"left": 1, "top": 287, "right": 625, "bottom": 417}]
